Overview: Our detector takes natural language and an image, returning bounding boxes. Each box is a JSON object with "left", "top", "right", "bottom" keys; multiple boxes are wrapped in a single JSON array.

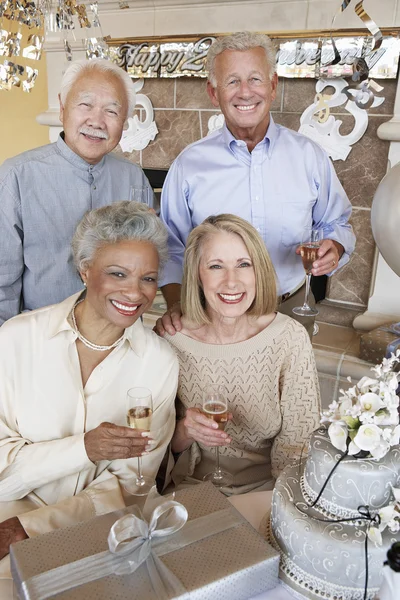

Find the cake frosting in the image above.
[{"left": 269, "top": 428, "right": 400, "bottom": 600}]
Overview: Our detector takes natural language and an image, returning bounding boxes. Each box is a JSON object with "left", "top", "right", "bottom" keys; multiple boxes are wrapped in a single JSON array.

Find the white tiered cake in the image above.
[{"left": 269, "top": 427, "right": 400, "bottom": 600}]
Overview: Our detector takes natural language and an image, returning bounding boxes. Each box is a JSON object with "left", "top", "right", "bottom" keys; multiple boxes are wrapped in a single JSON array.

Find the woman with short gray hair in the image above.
[
  {"left": 72, "top": 200, "right": 168, "bottom": 272},
  {"left": 0, "top": 201, "right": 178, "bottom": 582}
]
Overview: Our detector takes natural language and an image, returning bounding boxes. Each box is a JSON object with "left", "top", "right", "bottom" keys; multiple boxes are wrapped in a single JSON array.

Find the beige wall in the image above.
[{"left": 0, "top": 55, "right": 49, "bottom": 164}]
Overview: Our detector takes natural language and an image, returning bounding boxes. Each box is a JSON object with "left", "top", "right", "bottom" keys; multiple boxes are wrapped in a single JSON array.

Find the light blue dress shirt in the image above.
[
  {"left": 0, "top": 134, "right": 152, "bottom": 324},
  {"left": 160, "top": 118, "right": 355, "bottom": 295}
]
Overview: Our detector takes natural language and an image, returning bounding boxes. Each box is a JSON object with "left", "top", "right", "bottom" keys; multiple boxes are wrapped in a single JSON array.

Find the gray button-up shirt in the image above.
[{"left": 0, "top": 135, "right": 151, "bottom": 324}]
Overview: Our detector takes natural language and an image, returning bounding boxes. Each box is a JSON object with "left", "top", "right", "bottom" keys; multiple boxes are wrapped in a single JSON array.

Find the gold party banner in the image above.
[{"left": 109, "top": 29, "right": 400, "bottom": 80}]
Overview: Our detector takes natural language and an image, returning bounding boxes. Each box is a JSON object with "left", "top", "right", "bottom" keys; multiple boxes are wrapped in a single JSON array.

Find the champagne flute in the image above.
[
  {"left": 129, "top": 186, "right": 152, "bottom": 206},
  {"left": 202, "top": 384, "right": 233, "bottom": 488},
  {"left": 126, "top": 387, "right": 154, "bottom": 496},
  {"left": 292, "top": 227, "right": 323, "bottom": 318}
]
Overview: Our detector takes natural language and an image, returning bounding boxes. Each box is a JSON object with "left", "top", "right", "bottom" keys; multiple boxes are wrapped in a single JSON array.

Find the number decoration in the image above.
[{"left": 299, "top": 78, "right": 385, "bottom": 161}]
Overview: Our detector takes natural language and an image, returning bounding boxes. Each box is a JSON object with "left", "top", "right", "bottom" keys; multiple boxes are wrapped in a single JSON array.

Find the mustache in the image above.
[{"left": 79, "top": 127, "right": 109, "bottom": 140}]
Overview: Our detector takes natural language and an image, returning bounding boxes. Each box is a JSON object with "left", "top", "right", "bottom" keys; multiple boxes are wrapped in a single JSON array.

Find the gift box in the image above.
[
  {"left": 10, "top": 482, "right": 279, "bottom": 600},
  {"left": 360, "top": 322, "right": 400, "bottom": 364}
]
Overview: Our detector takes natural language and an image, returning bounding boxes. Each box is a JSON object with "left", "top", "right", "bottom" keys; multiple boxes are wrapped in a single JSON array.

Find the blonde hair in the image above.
[{"left": 182, "top": 214, "right": 277, "bottom": 326}]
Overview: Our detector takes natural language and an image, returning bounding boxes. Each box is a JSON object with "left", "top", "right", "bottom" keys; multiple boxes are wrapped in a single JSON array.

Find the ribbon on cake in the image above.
[
  {"left": 296, "top": 441, "right": 381, "bottom": 600},
  {"left": 19, "top": 487, "right": 245, "bottom": 600}
]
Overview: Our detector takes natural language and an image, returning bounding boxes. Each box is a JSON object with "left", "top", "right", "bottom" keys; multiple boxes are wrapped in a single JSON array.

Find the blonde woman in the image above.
[{"left": 165, "top": 214, "right": 320, "bottom": 495}]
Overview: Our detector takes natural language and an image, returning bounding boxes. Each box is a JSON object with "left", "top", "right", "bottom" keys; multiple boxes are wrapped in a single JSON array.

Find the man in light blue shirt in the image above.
[
  {"left": 158, "top": 32, "right": 355, "bottom": 336},
  {"left": 0, "top": 59, "right": 151, "bottom": 325}
]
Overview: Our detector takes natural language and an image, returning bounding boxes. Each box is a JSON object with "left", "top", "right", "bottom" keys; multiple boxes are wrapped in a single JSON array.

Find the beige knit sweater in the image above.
[{"left": 165, "top": 313, "right": 321, "bottom": 495}]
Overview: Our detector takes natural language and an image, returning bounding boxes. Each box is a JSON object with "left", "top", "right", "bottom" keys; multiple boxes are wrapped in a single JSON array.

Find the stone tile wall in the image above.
[{"left": 115, "top": 76, "right": 396, "bottom": 327}]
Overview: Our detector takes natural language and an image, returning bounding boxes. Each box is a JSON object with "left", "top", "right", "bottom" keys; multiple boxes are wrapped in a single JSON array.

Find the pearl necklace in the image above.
[{"left": 71, "top": 299, "right": 124, "bottom": 352}]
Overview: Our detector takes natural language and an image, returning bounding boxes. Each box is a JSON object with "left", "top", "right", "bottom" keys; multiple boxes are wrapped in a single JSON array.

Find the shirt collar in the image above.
[
  {"left": 121, "top": 318, "right": 146, "bottom": 357},
  {"left": 48, "top": 291, "right": 83, "bottom": 340},
  {"left": 221, "top": 115, "right": 278, "bottom": 158},
  {"left": 56, "top": 133, "right": 106, "bottom": 171},
  {"left": 48, "top": 290, "right": 146, "bottom": 357}
]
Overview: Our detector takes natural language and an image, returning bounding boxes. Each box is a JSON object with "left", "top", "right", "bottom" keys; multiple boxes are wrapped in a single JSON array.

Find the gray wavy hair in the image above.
[
  {"left": 207, "top": 31, "right": 276, "bottom": 87},
  {"left": 59, "top": 59, "right": 136, "bottom": 119},
  {"left": 72, "top": 201, "right": 169, "bottom": 273}
]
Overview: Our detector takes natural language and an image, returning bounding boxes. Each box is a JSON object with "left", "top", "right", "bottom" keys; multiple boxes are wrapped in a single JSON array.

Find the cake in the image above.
[{"left": 269, "top": 427, "right": 400, "bottom": 600}]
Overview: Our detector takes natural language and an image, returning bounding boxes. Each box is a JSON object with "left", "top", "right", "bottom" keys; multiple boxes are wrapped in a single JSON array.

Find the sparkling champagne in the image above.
[
  {"left": 127, "top": 406, "right": 152, "bottom": 430},
  {"left": 300, "top": 243, "right": 320, "bottom": 274},
  {"left": 203, "top": 400, "right": 228, "bottom": 431}
]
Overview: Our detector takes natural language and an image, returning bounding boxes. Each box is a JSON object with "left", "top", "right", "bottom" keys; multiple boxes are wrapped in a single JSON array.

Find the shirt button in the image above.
[
  {"left": 255, "top": 195, "right": 259, "bottom": 201},
  {"left": 256, "top": 227, "right": 261, "bottom": 233},
  {"left": 93, "top": 186, "right": 97, "bottom": 190}
]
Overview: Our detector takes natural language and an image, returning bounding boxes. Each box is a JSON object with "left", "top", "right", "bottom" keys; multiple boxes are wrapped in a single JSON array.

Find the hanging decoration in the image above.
[
  {"left": 328, "top": 0, "right": 384, "bottom": 109},
  {"left": 0, "top": 0, "right": 43, "bottom": 91},
  {"left": 0, "top": 0, "right": 109, "bottom": 92},
  {"left": 48, "top": 0, "right": 109, "bottom": 62},
  {"left": 296, "top": 0, "right": 388, "bottom": 161}
]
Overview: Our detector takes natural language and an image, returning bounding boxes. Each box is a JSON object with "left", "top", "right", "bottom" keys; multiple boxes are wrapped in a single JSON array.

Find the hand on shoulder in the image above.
[{"left": 154, "top": 301, "right": 183, "bottom": 337}]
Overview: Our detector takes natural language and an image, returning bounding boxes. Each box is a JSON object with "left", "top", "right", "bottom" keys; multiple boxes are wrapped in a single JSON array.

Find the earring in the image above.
[{"left": 83, "top": 282, "right": 87, "bottom": 287}]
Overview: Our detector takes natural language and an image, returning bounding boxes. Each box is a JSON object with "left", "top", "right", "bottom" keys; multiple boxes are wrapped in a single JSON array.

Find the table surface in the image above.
[{"left": 227, "top": 491, "right": 294, "bottom": 600}]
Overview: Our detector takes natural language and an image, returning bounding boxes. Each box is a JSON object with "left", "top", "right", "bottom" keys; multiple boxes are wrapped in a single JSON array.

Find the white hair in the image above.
[
  {"left": 72, "top": 201, "right": 169, "bottom": 274},
  {"left": 207, "top": 31, "right": 276, "bottom": 87},
  {"left": 60, "top": 59, "right": 136, "bottom": 119}
]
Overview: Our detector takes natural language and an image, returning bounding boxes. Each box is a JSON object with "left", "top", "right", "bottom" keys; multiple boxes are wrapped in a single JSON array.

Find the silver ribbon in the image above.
[
  {"left": 329, "top": 0, "right": 383, "bottom": 73},
  {"left": 19, "top": 489, "right": 245, "bottom": 600}
]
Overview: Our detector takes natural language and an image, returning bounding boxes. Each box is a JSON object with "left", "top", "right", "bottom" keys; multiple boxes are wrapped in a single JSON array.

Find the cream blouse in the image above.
[{"left": 0, "top": 292, "right": 178, "bottom": 536}]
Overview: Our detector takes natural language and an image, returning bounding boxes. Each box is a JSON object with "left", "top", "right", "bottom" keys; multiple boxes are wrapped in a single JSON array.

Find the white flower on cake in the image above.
[
  {"left": 321, "top": 349, "right": 400, "bottom": 459},
  {"left": 368, "top": 486, "right": 400, "bottom": 546},
  {"left": 328, "top": 422, "right": 348, "bottom": 452}
]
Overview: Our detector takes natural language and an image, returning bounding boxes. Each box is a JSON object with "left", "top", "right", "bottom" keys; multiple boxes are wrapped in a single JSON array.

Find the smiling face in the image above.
[
  {"left": 198, "top": 231, "right": 256, "bottom": 321},
  {"left": 80, "top": 239, "right": 159, "bottom": 331},
  {"left": 207, "top": 47, "right": 277, "bottom": 148},
  {"left": 59, "top": 70, "right": 128, "bottom": 165}
]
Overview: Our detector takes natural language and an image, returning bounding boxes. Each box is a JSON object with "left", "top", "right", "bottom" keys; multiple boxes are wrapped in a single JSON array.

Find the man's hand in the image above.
[
  {"left": 154, "top": 302, "right": 183, "bottom": 337},
  {"left": 178, "top": 408, "right": 232, "bottom": 449},
  {"left": 296, "top": 239, "right": 344, "bottom": 277},
  {"left": 84, "top": 422, "right": 153, "bottom": 463},
  {"left": 0, "top": 517, "right": 28, "bottom": 561}
]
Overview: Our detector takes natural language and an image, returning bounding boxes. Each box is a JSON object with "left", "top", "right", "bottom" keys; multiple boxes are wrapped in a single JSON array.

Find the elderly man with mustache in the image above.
[{"left": 0, "top": 59, "right": 151, "bottom": 325}]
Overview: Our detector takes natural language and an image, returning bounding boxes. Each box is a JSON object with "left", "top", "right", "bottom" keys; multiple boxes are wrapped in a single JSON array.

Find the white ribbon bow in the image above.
[{"left": 108, "top": 488, "right": 188, "bottom": 577}]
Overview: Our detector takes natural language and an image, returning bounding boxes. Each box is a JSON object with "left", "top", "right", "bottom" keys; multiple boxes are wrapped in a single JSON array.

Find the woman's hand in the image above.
[
  {"left": 0, "top": 517, "right": 28, "bottom": 560},
  {"left": 172, "top": 408, "right": 232, "bottom": 453},
  {"left": 84, "top": 422, "right": 154, "bottom": 463}
]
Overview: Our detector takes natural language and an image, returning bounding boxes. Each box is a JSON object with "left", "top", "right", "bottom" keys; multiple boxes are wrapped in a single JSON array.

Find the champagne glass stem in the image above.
[
  {"left": 303, "top": 273, "right": 311, "bottom": 309},
  {"left": 215, "top": 447, "right": 222, "bottom": 477},
  {"left": 137, "top": 456, "right": 144, "bottom": 485}
]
